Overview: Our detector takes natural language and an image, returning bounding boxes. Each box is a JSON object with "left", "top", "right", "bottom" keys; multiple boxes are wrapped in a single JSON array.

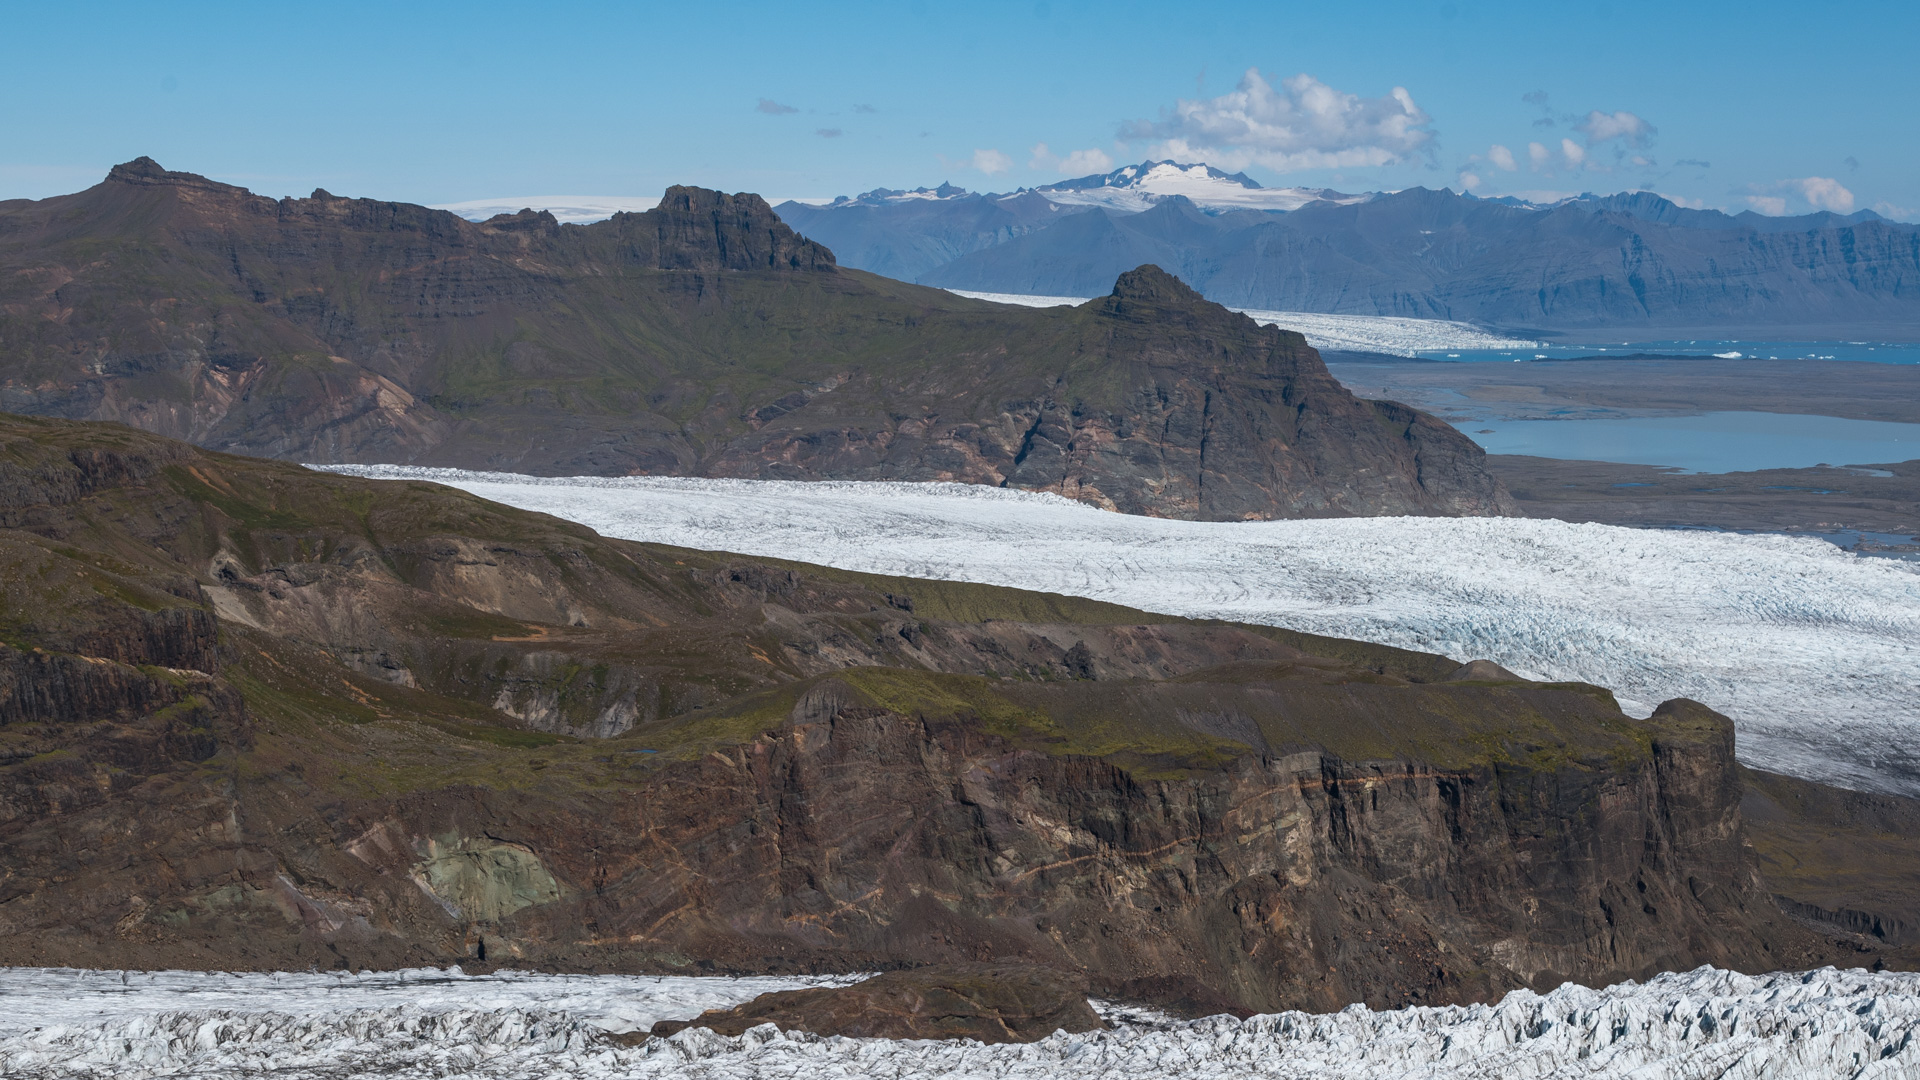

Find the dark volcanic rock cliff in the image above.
[
  {"left": 0, "top": 159, "right": 1509, "bottom": 520},
  {"left": 0, "top": 415, "right": 1879, "bottom": 1010}
]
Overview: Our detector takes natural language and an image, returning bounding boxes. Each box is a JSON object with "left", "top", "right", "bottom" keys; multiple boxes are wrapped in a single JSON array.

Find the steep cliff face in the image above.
[
  {"left": 0, "top": 415, "right": 1866, "bottom": 1009},
  {"left": 0, "top": 160, "right": 1509, "bottom": 520},
  {"left": 440, "top": 686, "right": 1790, "bottom": 1014}
]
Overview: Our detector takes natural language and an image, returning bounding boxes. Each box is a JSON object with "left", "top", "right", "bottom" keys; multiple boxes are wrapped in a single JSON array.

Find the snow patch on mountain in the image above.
[
  {"left": 1036, "top": 160, "right": 1376, "bottom": 214},
  {"left": 944, "top": 290, "right": 1540, "bottom": 355},
  {"left": 806, "top": 161, "right": 1379, "bottom": 217},
  {"left": 822, "top": 181, "right": 978, "bottom": 207},
  {"left": 2, "top": 966, "right": 1914, "bottom": 1079},
  {"left": 311, "top": 470, "right": 1920, "bottom": 796}
]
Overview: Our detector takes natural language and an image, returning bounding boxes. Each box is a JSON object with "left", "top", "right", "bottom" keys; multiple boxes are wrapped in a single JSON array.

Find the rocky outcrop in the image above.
[
  {"left": 704, "top": 266, "right": 1513, "bottom": 518},
  {"left": 624, "top": 185, "right": 837, "bottom": 272},
  {"left": 0, "top": 416, "right": 1880, "bottom": 1010},
  {"left": 433, "top": 684, "right": 1796, "bottom": 1015},
  {"left": 0, "top": 160, "right": 1510, "bottom": 520},
  {"left": 648, "top": 965, "right": 1105, "bottom": 1042}
]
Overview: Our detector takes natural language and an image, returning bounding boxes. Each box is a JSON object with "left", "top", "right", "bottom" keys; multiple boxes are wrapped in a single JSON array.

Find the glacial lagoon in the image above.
[{"left": 1459, "top": 410, "right": 1920, "bottom": 473}]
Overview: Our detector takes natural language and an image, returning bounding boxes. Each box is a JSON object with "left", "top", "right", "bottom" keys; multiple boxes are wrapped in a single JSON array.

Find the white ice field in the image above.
[
  {"left": 321, "top": 469, "right": 1920, "bottom": 796},
  {"left": 941, "top": 290, "right": 1541, "bottom": 355},
  {"left": 1, "top": 965, "right": 1914, "bottom": 1079}
]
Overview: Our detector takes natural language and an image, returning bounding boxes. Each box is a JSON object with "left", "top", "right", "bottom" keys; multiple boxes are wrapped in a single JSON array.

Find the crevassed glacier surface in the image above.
[
  {"left": 316, "top": 470, "right": 1920, "bottom": 795},
  {"left": 1, "top": 966, "right": 1914, "bottom": 1079}
]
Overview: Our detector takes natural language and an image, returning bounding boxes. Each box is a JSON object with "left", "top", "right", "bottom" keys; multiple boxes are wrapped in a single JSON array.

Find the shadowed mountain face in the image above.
[
  {"left": 0, "top": 159, "right": 1509, "bottom": 520},
  {"left": 0, "top": 414, "right": 1894, "bottom": 1009},
  {"left": 783, "top": 186, "right": 1920, "bottom": 336}
]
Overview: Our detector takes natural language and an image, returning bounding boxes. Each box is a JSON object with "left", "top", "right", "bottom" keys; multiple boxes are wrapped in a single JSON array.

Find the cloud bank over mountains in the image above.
[
  {"left": 747, "top": 72, "right": 1891, "bottom": 220},
  {"left": 1029, "top": 143, "right": 1115, "bottom": 176},
  {"left": 1745, "top": 176, "right": 1856, "bottom": 215},
  {"left": 1118, "top": 70, "right": 1435, "bottom": 173}
]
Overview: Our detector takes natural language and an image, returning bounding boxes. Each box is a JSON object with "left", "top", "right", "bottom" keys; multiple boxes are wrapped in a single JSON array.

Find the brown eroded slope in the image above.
[
  {"left": 0, "top": 414, "right": 1887, "bottom": 1015},
  {"left": 0, "top": 159, "right": 1509, "bottom": 521}
]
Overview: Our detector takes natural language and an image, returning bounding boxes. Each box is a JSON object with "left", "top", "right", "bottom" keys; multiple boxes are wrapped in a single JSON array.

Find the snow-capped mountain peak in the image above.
[
  {"left": 1035, "top": 160, "right": 1376, "bottom": 214},
  {"left": 799, "top": 161, "right": 1379, "bottom": 216}
]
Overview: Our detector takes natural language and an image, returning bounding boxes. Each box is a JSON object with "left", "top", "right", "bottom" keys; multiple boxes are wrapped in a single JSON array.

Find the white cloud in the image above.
[
  {"left": 1576, "top": 110, "right": 1654, "bottom": 147},
  {"left": 1029, "top": 143, "right": 1115, "bottom": 175},
  {"left": 1744, "top": 177, "right": 1856, "bottom": 216},
  {"left": 970, "top": 148, "right": 1012, "bottom": 175},
  {"left": 1873, "top": 201, "right": 1916, "bottom": 221},
  {"left": 1121, "top": 69, "right": 1433, "bottom": 172},
  {"left": 1525, "top": 139, "right": 1595, "bottom": 176},
  {"left": 1488, "top": 144, "right": 1517, "bottom": 172},
  {"left": 1659, "top": 192, "right": 1706, "bottom": 209},
  {"left": 1789, "top": 176, "right": 1854, "bottom": 212},
  {"left": 1060, "top": 148, "right": 1113, "bottom": 174},
  {"left": 1457, "top": 171, "right": 1482, "bottom": 191}
]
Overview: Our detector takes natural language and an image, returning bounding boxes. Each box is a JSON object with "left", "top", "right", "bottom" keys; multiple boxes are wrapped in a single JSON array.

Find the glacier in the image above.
[
  {"left": 317, "top": 470, "right": 1920, "bottom": 795},
  {"left": 941, "top": 290, "right": 1540, "bottom": 355},
  {"left": 432, "top": 195, "right": 663, "bottom": 224},
  {"left": 1, "top": 965, "right": 1914, "bottom": 1079}
]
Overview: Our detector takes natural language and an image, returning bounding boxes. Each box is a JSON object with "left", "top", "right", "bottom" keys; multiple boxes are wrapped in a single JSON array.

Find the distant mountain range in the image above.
[{"left": 774, "top": 161, "right": 1920, "bottom": 337}]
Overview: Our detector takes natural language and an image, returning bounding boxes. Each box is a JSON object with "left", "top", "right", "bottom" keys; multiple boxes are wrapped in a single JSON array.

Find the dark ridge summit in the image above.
[
  {"left": 0, "top": 414, "right": 1907, "bottom": 1008},
  {"left": 1106, "top": 263, "right": 1205, "bottom": 306},
  {"left": 0, "top": 159, "right": 1509, "bottom": 521},
  {"left": 641, "top": 185, "right": 837, "bottom": 271}
]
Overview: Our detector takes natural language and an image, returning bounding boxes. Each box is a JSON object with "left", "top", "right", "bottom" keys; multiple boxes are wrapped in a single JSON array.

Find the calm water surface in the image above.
[
  {"left": 1462, "top": 411, "right": 1920, "bottom": 472},
  {"left": 1423, "top": 340, "right": 1920, "bottom": 364}
]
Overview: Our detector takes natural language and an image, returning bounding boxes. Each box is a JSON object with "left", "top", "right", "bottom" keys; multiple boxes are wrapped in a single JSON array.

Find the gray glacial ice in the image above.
[{"left": 1, "top": 965, "right": 1914, "bottom": 1079}]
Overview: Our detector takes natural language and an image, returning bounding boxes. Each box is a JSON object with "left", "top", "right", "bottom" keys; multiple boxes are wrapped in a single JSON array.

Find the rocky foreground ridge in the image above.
[
  {"left": 0, "top": 159, "right": 1508, "bottom": 520},
  {"left": 0, "top": 414, "right": 1910, "bottom": 1013}
]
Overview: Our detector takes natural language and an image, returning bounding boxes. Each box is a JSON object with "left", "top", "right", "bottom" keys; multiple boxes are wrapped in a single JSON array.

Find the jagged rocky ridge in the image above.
[
  {"left": 0, "top": 414, "right": 1906, "bottom": 1013},
  {"left": 0, "top": 158, "right": 1508, "bottom": 520}
]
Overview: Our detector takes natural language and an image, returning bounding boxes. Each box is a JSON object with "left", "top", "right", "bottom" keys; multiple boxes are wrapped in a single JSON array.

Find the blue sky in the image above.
[{"left": 3, "top": 0, "right": 1915, "bottom": 218}]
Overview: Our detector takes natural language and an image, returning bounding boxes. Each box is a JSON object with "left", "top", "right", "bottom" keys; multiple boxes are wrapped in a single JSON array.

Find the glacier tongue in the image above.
[
  {"left": 0, "top": 966, "right": 1914, "bottom": 1079},
  {"left": 312, "top": 470, "right": 1920, "bottom": 796},
  {"left": 939, "top": 289, "right": 1541, "bottom": 355}
]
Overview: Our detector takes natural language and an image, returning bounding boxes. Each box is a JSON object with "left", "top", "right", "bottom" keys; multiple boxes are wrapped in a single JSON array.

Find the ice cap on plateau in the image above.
[{"left": 433, "top": 195, "right": 662, "bottom": 224}]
